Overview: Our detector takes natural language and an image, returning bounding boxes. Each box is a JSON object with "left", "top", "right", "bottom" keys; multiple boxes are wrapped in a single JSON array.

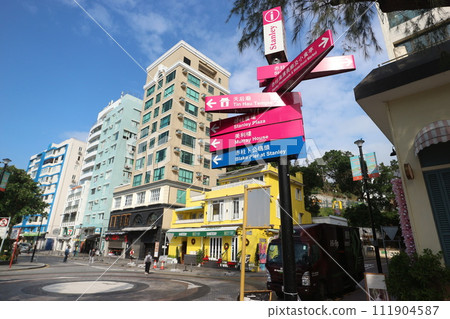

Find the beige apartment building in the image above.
[{"left": 106, "top": 41, "right": 230, "bottom": 259}]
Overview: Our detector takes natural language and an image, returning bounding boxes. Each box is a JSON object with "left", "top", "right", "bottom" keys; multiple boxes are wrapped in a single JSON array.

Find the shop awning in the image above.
[
  {"left": 122, "top": 226, "right": 157, "bottom": 232},
  {"left": 166, "top": 226, "right": 239, "bottom": 238},
  {"left": 414, "top": 120, "right": 450, "bottom": 154},
  {"left": 174, "top": 206, "right": 204, "bottom": 212},
  {"left": 104, "top": 231, "right": 127, "bottom": 236}
]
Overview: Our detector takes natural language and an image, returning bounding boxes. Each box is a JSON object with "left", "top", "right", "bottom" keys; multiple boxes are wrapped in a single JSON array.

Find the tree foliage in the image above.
[
  {"left": 228, "top": 0, "right": 449, "bottom": 58},
  {"left": 0, "top": 166, "right": 48, "bottom": 226}
]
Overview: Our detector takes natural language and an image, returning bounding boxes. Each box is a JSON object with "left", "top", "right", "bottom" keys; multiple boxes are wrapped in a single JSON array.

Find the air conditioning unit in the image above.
[
  {"left": 172, "top": 165, "right": 179, "bottom": 171},
  {"left": 199, "top": 122, "right": 205, "bottom": 129},
  {"left": 196, "top": 172, "right": 202, "bottom": 177},
  {"left": 197, "top": 155, "right": 203, "bottom": 161},
  {"left": 179, "top": 97, "right": 185, "bottom": 103},
  {"left": 201, "top": 93, "right": 206, "bottom": 99},
  {"left": 174, "top": 147, "right": 180, "bottom": 153},
  {"left": 181, "top": 82, "right": 187, "bottom": 88},
  {"left": 182, "top": 68, "right": 187, "bottom": 74},
  {"left": 124, "top": 165, "right": 131, "bottom": 170},
  {"left": 177, "top": 112, "right": 184, "bottom": 119},
  {"left": 176, "top": 129, "right": 182, "bottom": 135},
  {"left": 202, "top": 80, "right": 207, "bottom": 86},
  {"left": 200, "top": 107, "right": 205, "bottom": 113},
  {"left": 198, "top": 139, "right": 204, "bottom": 145}
]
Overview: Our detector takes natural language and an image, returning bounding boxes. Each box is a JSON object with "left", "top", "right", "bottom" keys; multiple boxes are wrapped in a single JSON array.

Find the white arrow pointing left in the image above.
[
  {"left": 213, "top": 155, "right": 222, "bottom": 165},
  {"left": 318, "top": 37, "right": 329, "bottom": 48},
  {"left": 211, "top": 139, "right": 221, "bottom": 149},
  {"left": 210, "top": 123, "right": 220, "bottom": 134},
  {"left": 206, "top": 99, "right": 217, "bottom": 109}
]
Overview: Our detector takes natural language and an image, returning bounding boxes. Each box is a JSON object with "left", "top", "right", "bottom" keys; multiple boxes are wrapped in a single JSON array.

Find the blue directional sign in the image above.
[{"left": 212, "top": 135, "right": 306, "bottom": 169}]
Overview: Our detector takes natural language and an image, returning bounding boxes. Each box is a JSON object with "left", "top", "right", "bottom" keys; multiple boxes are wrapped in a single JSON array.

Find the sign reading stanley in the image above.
[
  {"left": 263, "top": 6, "right": 288, "bottom": 64},
  {"left": 264, "top": 29, "right": 334, "bottom": 93},
  {"left": 205, "top": 92, "right": 301, "bottom": 113}
]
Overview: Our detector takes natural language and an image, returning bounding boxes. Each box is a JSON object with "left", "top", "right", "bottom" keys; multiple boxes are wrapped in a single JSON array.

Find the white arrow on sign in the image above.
[
  {"left": 210, "top": 123, "right": 220, "bottom": 134},
  {"left": 211, "top": 139, "right": 221, "bottom": 149},
  {"left": 213, "top": 155, "right": 222, "bottom": 165},
  {"left": 206, "top": 99, "right": 217, "bottom": 108},
  {"left": 319, "top": 37, "right": 329, "bottom": 48}
]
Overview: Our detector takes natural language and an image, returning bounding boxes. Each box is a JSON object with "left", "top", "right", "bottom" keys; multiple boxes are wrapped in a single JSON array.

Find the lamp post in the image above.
[{"left": 354, "top": 139, "right": 383, "bottom": 273}]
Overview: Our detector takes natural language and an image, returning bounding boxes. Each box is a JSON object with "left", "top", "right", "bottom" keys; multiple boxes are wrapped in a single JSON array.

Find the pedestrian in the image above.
[
  {"left": 89, "top": 248, "right": 96, "bottom": 264},
  {"left": 144, "top": 251, "right": 153, "bottom": 274},
  {"left": 63, "top": 246, "right": 70, "bottom": 263}
]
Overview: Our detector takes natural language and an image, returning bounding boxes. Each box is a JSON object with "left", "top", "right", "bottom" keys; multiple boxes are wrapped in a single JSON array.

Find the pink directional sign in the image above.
[
  {"left": 210, "top": 119, "right": 305, "bottom": 152},
  {"left": 264, "top": 29, "right": 334, "bottom": 93},
  {"left": 210, "top": 104, "right": 302, "bottom": 137},
  {"left": 205, "top": 92, "right": 301, "bottom": 113},
  {"left": 257, "top": 55, "right": 355, "bottom": 86}
]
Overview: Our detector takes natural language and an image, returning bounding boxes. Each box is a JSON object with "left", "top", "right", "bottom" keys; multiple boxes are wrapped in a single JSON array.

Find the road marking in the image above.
[{"left": 171, "top": 279, "right": 201, "bottom": 290}]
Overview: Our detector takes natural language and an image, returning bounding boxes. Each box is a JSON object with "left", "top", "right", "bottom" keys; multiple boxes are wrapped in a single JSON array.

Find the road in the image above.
[{"left": 0, "top": 255, "right": 266, "bottom": 301}]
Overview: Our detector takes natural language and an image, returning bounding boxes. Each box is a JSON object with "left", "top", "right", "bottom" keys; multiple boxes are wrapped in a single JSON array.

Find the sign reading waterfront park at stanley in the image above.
[{"left": 205, "top": 92, "right": 301, "bottom": 113}]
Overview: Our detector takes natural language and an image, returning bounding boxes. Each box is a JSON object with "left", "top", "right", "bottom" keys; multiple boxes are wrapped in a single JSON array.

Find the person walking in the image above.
[
  {"left": 63, "top": 246, "right": 70, "bottom": 263},
  {"left": 89, "top": 248, "right": 96, "bottom": 265},
  {"left": 144, "top": 251, "right": 153, "bottom": 274}
]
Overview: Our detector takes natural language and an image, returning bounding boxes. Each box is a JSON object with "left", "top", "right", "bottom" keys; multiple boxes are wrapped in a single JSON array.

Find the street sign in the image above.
[
  {"left": 263, "top": 6, "right": 288, "bottom": 64},
  {"left": 210, "top": 119, "right": 304, "bottom": 152},
  {"left": 205, "top": 92, "right": 301, "bottom": 113},
  {"left": 210, "top": 104, "right": 302, "bottom": 137},
  {"left": 257, "top": 55, "right": 356, "bottom": 86},
  {"left": 211, "top": 135, "right": 306, "bottom": 169},
  {"left": 264, "top": 29, "right": 334, "bottom": 93},
  {"left": 0, "top": 217, "right": 9, "bottom": 228}
]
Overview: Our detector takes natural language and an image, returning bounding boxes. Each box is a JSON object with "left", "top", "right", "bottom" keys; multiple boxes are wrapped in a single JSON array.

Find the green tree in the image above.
[
  {"left": 322, "top": 150, "right": 361, "bottom": 196},
  {"left": 291, "top": 162, "right": 323, "bottom": 216},
  {"left": 228, "top": 0, "right": 449, "bottom": 58},
  {"left": 0, "top": 166, "right": 48, "bottom": 228}
]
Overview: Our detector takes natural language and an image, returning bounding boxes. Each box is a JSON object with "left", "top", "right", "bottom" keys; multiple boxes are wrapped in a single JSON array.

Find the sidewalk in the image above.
[{"left": 0, "top": 261, "right": 47, "bottom": 272}]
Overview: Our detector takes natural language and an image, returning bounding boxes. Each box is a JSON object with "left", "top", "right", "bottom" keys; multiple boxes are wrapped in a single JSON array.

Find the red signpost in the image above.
[{"left": 263, "top": 29, "right": 334, "bottom": 93}]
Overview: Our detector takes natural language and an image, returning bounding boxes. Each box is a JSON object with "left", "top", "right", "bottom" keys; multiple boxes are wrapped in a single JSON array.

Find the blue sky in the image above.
[{"left": 1, "top": 0, "right": 393, "bottom": 170}]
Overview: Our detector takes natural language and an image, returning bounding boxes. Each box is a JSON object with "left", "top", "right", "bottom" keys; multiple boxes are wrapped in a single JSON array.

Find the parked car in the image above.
[{"left": 19, "top": 243, "right": 32, "bottom": 253}]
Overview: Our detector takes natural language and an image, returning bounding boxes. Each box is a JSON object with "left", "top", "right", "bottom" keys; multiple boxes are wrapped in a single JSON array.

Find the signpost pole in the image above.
[
  {"left": 239, "top": 186, "right": 249, "bottom": 301},
  {"left": 278, "top": 156, "right": 298, "bottom": 300}
]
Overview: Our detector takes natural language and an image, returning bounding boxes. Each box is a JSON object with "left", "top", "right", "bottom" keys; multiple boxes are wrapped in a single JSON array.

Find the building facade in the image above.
[
  {"left": 22, "top": 138, "right": 86, "bottom": 250},
  {"left": 355, "top": 8, "right": 450, "bottom": 264},
  {"left": 167, "top": 164, "right": 311, "bottom": 270},
  {"left": 107, "top": 41, "right": 230, "bottom": 259}
]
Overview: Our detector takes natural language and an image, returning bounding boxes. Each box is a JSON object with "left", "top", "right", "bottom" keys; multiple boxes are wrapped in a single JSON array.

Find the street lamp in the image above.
[
  {"left": 354, "top": 138, "right": 383, "bottom": 274},
  {"left": 0, "top": 158, "right": 12, "bottom": 187}
]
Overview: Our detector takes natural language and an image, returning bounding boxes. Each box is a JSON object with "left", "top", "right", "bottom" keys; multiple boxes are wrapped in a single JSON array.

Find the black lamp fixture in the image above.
[{"left": 390, "top": 147, "right": 397, "bottom": 156}]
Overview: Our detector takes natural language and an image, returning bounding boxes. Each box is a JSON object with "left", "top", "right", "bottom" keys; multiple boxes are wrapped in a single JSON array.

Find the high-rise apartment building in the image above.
[
  {"left": 21, "top": 138, "right": 86, "bottom": 250},
  {"left": 107, "top": 41, "right": 230, "bottom": 259},
  {"left": 60, "top": 94, "right": 142, "bottom": 254}
]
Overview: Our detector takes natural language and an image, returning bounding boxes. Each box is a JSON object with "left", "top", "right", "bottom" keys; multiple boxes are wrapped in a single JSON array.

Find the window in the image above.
[
  {"left": 144, "top": 98, "right": 153, "bottom": 110},
  {"left": 160, "top": 115, "right": 171, "bottom": 129},
  {"left": 158, "top": 131, "right": 169, "bottom": 145},
  {"left": 151, "top": 122, "right": 158, "bottom": 133},
  {"left": 142, "top": 112, "right": 151, "bottom": 124},
  {"left": 209, "top": 237, "right": 223, "bottom": 260},
  {"left": 155, "top": 149, "right": 167, "bottom": 163},
  {"left": 185, "top": 102, "right": 198, "bottom": 116},
  {"left": 153, "top": 167, "right": 165, "bottom": 181},
  {"left": 206, "top": 113, "right": 213, "bottom": 122},
  {"left": 150, "top": 188, "right": 161, "bottom": 202},
  {"left": 154, "top": 107, "right": 160, "bottom": 118},
  {"left": 182, "top": 133, "right": 196, "bottom": 148},
  {"left": 147, "top": 153, "right": 153, "bottom": 165},
  {"left": 155, "top": 93, "right": 161, "bottom": 103},
  {"left": 133, "top": 174, "right": 142, "bottom": 186},
  {"left": 181, "top": 150, "right": 194, "bottom": 165},
  {"left": 211, "top": 200, "right": 224, "bottom": 221},
  {"left": 149, "top": 138, "right": 155, "bottom": 149},
  {"left": 204, "top": 158, "right": 211, "bottom": 169},
  {"left": 208, "top": 85, "right": 214, "bottom": 94},
  {"left": 295, "top": 188, "right": 302, "bottom": 201},
  {"left": 204, "top": 142, "right": 210, "bottom": 153},
  {"left": 183, "top": 57, "right": 191, "bottom": 65},
  {"left": 177, "top": 189, "right": 186, "bottom": 204},
  {"left": 138, "top": 142, "right": 147, "bottom": 154},
  {"left": 114, "top": 197, "right": 121, "bottom": 208},
  {"left": 188, "top": 74, "right": 200, "bottom": 87},
  {"left": 108, "top": 157, "right": 114, "bottom": 164},
  {"left": 140, "top": 126, "right": 149, "bottom": 138},
  {"left": 137, "top": 191, "right": 146, "bottom": 204},
  {"left": 183, "top": 117, "right": 197, "bottom": 132},
  {"left": 206, "top": 127, "right": 210, "bottom": 136},
  {"left": 186, "top": 87, "right": 199, "bottom": 102},
  {"left": 164, "top": 84, "right": 174, "bottom": 98},
  {"left": 166, "top": 70, "right": 176, "bottom": 83},
  {"left": 135, "top": 157, "right": 145, "bottom": 170},
  {"left": 203, "top": 175, "right": 210, "bottom": 186},
  {"left": 161, "top": 99, "right": 172, "bottom": 113},
  {"left": 125, "top": 195, "right": 132, "bottom": 206},
  {"left": 145, "top": 171, "right": 151, "bottom": 183},
  {"left": 146, "top": 85, "right": 155, "bottom": 97},
  {"left": 157, "top": 78, "right": 163, "bottom": 89},
  {"left": 232, "top": 197, "right": 241, "bottom": 219},
  {"left": 178, "top": 168, "right": 193, "bottom": 183}
]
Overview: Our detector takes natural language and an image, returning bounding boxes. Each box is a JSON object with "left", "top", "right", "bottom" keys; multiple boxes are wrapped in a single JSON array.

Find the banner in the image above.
[{"left": 0, "top": 171, "right": 11, "bottom": 191}]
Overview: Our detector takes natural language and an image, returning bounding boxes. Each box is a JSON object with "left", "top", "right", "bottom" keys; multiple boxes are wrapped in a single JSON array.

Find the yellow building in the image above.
[{"left": 166, "top": 164, "right": 311, "bottom": 269}]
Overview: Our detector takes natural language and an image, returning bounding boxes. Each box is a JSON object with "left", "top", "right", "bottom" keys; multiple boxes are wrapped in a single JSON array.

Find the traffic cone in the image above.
[
  {"left": 153, "top": 262, "right": 157, "bottom": 269},
  {"left": 160, "top": 260, "right": 165, "bottom": 270}
]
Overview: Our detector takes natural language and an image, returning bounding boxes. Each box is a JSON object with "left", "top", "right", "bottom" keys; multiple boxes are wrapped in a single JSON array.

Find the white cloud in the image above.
[{"left": 61, "top": 131, "right": 90, "bottom": 143}]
